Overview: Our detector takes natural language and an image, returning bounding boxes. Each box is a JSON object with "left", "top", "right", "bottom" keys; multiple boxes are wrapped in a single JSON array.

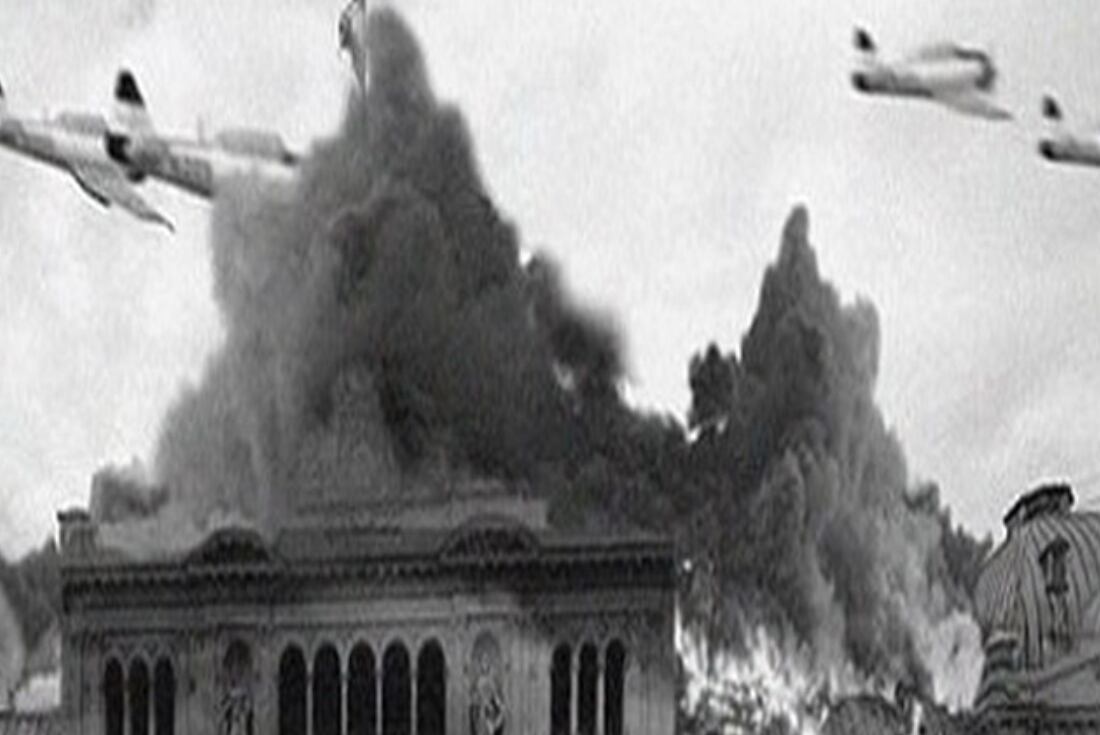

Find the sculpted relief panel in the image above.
[{"left": 470, "top": 632, "right": 506, "bottom": 735}]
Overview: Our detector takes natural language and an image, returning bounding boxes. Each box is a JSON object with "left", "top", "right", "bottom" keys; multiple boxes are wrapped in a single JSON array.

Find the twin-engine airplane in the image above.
[
  {"left": 851, "top": 27, "right": 1012, "bottom": 121},
  {"left": 0, "top": 71, "right": 298, "bottom": 231},
  {"left": 105, "top": 70, "right": 299, "bottom": 201},
  {"left": 0, "top": 79, "right": 174, "bottom": 230},
  {"left": 1038, "top": 95, "right": 1100, "bottom": 169}
]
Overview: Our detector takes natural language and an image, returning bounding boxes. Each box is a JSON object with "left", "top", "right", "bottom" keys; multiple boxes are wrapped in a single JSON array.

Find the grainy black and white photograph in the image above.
[{"left": 0, "top": 1, "right": 1097, "bottom": 733}]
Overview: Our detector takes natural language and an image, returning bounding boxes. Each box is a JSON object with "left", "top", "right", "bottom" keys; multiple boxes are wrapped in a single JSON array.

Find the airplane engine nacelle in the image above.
[{"left": 106, "top": 132, "right": 130, "bottom": 163}]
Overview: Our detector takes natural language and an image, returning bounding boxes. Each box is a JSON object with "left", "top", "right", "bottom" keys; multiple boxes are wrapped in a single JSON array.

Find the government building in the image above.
[
  {"left": 970, "top": 483, "right": 1100, "bottom": 732},
  {"left": 51, "top": 487, "right": 677, "bottom": 735}
]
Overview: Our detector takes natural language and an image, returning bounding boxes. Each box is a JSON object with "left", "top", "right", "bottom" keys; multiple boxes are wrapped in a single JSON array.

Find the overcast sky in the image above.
[{"left": 1, "top": 0, "right": 1099, "bottom": 558}]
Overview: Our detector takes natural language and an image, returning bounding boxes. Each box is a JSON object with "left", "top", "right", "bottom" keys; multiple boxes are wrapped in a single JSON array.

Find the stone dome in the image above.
[{"left": 974, "top": 484, "right": 1100, "bottom": 669}]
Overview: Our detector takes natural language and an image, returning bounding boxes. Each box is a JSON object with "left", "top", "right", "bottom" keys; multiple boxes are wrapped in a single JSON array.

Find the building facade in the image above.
[
  {"left": 55, "top": 492, "right": 677, "bottom": 735},
  {"left": 970, "top": 483, "right": 1100, "bottom": 733}
]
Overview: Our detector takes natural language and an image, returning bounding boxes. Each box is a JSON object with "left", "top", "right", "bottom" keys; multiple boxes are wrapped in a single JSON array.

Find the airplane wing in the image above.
[
  {"left": 68, "top": 162, "right": 174, "bottom": 231},
  {"left": 904, "top": 41, "right": 961, "bottom": 63},
  {"left": 934, "top": 90, "right": 1013, "bottom": 121}
]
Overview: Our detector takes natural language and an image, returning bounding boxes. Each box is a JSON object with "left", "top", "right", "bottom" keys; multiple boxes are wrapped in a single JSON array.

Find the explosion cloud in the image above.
[
  {"left": 4, "top": 4, "right": 995, "bottom": 720},
  {"left": 678, "top": 209, "right": 991, "bottom": 706}
]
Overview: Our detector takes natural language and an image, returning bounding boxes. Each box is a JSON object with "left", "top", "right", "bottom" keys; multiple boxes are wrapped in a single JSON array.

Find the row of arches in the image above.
[
  {"left": 102, "top": 636, "right": 628, "bottom": 735},
  {"left": 551, "top": 640, "right": 626, "bottom": 735},
  {"left": 279, "top": 640, "right": 445, "bottom": 735},
  {"left": 103, "top": 657, "right": 176, "bottom": 735}
]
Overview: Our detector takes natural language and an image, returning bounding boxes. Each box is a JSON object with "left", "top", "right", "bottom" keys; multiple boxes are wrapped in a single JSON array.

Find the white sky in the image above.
[{"left": 1, "top": 0, "right": 1099, "bottom": 558}]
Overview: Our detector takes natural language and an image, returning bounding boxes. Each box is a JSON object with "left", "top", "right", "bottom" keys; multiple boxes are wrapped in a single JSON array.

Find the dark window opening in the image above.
[
  {"left": 604, "top": 641, "right": 625, "bottom": 735},
  {"left": 578, "top": 644, "right": 598, "bottom": 735},
  {"left": 348, "top": 643, "right": 377, "bottom": 735},
  {"left": 104, "top": 658, "right": 124, "bottom": 735},
  {"left": 278, "top": 647, "right": 307, "bottom": 735},
  {"left": 550, "top": 645, "right": 571, "bottom": 735},
  {"left": 382, "top": 643, "right": 411, "bottom": 735},
  {"left": 154, "top": 658, "right": 175, "bottom": 735},
  {"left": 416, "top": 641, "right": 446, "bottom": 735},
  {"left": 129, "top": 659, "right": 150, "bottom": 735},
  {"left": 314, "top": 645, "right": 342, "bottom": 735}
]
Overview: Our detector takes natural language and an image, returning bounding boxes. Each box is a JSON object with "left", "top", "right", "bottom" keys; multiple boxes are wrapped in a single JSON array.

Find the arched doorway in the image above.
[
  {"left": 382, "top": 642, "right": 411, "bottom": 735},
  {"left": 154, "top": 658, "right": 176, "bottom": 735},
  {"left": 577, "top": 644, "right": 598, "bottom": 735},
  {"left": 129, "top": 659, "right": 150, "bottom": 735},
  {"left": 415, "top": 640, "right": 445, "bottom": 735},
  {"left": 313, "top": 644, "right": 341, "bottom": 735},
  {"left": 604, "top": 641, "right": 626, "bottom": 735},
  {"left": 550, "top": 645, "right": 571, "bottom": 735},
  {"left": 278, "top": 646, "right": 307, "bottom": 735},
  {"left": 348, "top": 643, "right": 377, "bottom": 735},
  {"left": 103, "top": 658, "right": 124, "bottom": 735}
]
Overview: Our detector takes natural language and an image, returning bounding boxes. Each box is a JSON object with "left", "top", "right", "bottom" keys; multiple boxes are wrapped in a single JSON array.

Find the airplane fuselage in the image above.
[
  {"left": 0, "top": 114, "right": 122, "bottom": 177},
  {"left": 1038, "top": 135, "right": 1100, "bottom": 168},
  {"left": 852, "top": 59, "right": 990, "bottom": 99},
  {"left": 120, "top": 136, "right": 296, "bottom": 199}
]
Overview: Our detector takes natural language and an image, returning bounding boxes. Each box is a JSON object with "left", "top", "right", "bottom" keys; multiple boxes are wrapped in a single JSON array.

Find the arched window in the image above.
[
  {"left": 314, "top": 645, "right": 342, "bottom": 735},
  {"left": 154, "top": 658, "right": 176, "bottom": 735},
  {"left": 348, "top": 643, "right": 377, "bottom": 735},
  {"left": 279, "top": 646, "right": 307, "bottom": 735},
  {"left": 382, "top": 642, "right": 411, "bottom": 735},
  {"left": 103, "top": 658, "right": 124, "bottom": 735},
  {"left": 550, "top": 645, "right": 571, "bottom": 735},
  {"left": 129, "top": 659, "right": 150, "bottom": 735},
  {"left": 416, "top": 640, "right": 446, "bottom": 735},
  {"left": 578, "top": 644, "right": 598, "bottom": 735},
  {"left": 604, "top": 641, "right": 626, "bottom": 735}
]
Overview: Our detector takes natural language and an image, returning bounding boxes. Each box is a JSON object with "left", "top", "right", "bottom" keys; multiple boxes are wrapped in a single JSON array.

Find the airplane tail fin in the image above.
[
  {"left": 1042, "top": 94, "right": 1064, "bottom": 124},
  {"left": 111, "top": 69, "right": 154, "bottom": 136},
  {"left": 854, "top": 27, "right": 877, "bottom": 62}
]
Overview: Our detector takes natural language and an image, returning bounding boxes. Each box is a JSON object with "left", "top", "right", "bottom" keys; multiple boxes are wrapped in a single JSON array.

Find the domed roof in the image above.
[{"left": 974, "top": 493, "right": 1100, "bottom": 669}]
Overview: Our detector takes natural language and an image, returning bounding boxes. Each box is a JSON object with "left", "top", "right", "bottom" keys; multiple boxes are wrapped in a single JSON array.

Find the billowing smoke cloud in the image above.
[
  {"left": 68, "top": 3, "right": 991, "bottom": 716},
  {"left": 677, "top": 208, "right": 991, "bottom": 704},
  {"left": 90, "top": 461, "right": 167, "bottom": 523},
  {"left": 0, "top": 541, "right": 61, "bottom": 706},
  {"left": 139, "top": 7, "right": 625, "bottom": 538}
]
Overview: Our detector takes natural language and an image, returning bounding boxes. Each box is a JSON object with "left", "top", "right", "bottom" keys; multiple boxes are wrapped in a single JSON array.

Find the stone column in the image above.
[
  {"left": 570, "top": 653, "right": 578, "bottom": 735},
  {"left": 410, "top": 663, "right": 418, "bottom": 735},
  {"left": 595, "top": 653, "right": 604, "bottom": 735},
  {"left": 123, "top": 666, "right": 130, "bottom": 735},
  {"left": 306, "top": 669, "right": 313, "bottom": 735},
  {"left": 340, "top": 672, "right": 348, "bottom": 735},
  {"left": 623, "top": 656, "right": 640, "bottom": 735},
  {"left": 375, "top": 661, "right": 383, "bottom": 735}
]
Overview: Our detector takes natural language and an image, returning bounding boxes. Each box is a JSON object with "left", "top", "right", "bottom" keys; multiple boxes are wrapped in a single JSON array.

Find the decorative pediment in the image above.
[
  {"left": 186, "top": 527, "right": 273, "bottom": 566},
  {"left": 439, "top": 518, "right": 539, "bottom": 561}
]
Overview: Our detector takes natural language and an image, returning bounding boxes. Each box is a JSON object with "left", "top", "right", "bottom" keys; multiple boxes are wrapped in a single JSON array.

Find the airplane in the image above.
[
  {"left": 338, "top": 0, "right": 369, "bottom": 90},
  {"left": 850, "top": 27, "right": 1013, "bottom": 121},
  {"left": 105, "top": 70, "right": 299, "bottom": 201},
  {"left": 0, "top": 78, "right": 173, "bottom": 230},
  {"left": 1038, "top": 94, "right": 1100, "bottom": 168}
]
